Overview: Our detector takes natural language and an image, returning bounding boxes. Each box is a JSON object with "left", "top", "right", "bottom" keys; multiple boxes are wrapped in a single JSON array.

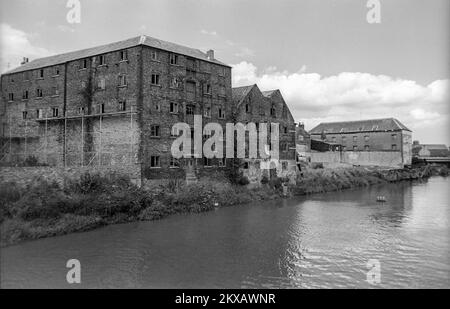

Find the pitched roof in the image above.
[
  {"left": 309, "top": 118, "right": 411, "bottom": 134},
  {"left": 3, "top": 35, "right": 230, "bottom": 75},
  {"left": 232, "top": 84, "right": 256, "bottom": 105}
]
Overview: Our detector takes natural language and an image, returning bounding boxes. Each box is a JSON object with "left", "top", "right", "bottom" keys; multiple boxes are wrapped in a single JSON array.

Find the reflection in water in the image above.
[{"left": 1, "top": 177, "right": 449, "bottom": 288}]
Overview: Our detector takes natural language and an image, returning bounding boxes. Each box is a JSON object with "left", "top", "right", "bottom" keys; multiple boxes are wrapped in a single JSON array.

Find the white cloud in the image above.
[
  {"left": 0, "top": 23, "right": 52, "bottom": 72},
  {"left": 200, "top": 29, "right": 218, "bottom": 36},
  {"left": 232, "top": 61, "right": 450, "bottom": 144}
]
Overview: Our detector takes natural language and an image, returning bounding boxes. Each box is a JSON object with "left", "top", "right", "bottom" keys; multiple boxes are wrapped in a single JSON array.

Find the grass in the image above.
[{"left": 0, "top": 164, "right": 447, "bottom": 247}]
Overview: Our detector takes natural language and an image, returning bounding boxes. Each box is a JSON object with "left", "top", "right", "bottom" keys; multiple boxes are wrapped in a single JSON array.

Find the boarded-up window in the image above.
[{"left": 186, "top": 81, "right": 196, "bottom": 101}]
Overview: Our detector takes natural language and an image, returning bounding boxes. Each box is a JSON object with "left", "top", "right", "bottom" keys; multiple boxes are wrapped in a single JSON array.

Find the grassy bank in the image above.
[{"left": 1, "top": 165, "right": 447, "bottom": 247}]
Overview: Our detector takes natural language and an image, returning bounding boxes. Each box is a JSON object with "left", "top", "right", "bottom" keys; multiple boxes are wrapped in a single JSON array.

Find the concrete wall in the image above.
[{"left": 311, "top": 151, "right": 404, "bottom": 168}]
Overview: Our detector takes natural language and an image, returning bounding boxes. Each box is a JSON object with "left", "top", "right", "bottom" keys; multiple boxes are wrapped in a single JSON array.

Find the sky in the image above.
[{"left": 1, "top": 0, "right": 449, "bottom": 144}]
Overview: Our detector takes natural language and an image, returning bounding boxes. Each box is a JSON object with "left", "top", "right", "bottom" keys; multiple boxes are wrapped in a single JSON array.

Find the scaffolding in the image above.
[{"left": 0, "top": 107, "right": 138, "bottom": 167}]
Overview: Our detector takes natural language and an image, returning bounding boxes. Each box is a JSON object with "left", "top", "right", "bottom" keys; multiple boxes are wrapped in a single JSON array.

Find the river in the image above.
[{"left": 1, "top": 177, "right": 449, "bottom": 288}]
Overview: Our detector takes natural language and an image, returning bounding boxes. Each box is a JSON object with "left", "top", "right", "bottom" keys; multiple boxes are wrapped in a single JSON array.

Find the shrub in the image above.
[{"left": 238, "top": 176, "right": 250, "bottom": 186}]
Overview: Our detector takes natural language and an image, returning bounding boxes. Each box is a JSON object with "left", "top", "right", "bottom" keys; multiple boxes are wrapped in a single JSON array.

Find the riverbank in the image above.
[{"left": 1, "top": 165, "right": 448, "bottom": 247}]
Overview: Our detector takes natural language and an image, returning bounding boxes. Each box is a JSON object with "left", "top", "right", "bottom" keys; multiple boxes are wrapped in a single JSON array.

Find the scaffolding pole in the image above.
[
  {"left": 9, "top": 114, "right": 11, "bottom": 162},
  {"left": 81, "top": 114, "right": 84, "bottom": 166},
  {"left": 45, "top": 117, "right": 48, "bottom": 164},
  {"left": 24, "top": 119, "right": 27, "bottom": 159},
  {"left": 64, "top": 111, "right": 67, "bottom": 167},
  {"left": 99, "top": 115, "right": 102, "bottom": 166},
  {"left": 130, "top": 106, "right": 133, "bottom": 165}
]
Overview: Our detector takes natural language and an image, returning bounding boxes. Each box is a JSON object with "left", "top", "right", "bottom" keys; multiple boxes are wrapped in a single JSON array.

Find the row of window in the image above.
[
  {"left": 22, "top": 107, "right": 59, "bottom": 120},
  {"left": 154, "top": 102, "right": 226, "bottom": 118},
  {"left": 149, "top": 156, "right": 227, "bottom": 168},
  {"left": 8, "top": 87, "right": 59, "bottom": 102},
  {"left": 330, "top": 134, "right": 398, "bottom": 143},
  {"left": 342, "top": 145, "right": 398, "bottom": 151},
  {"left": 245, "top": 103, "right": 278, "bottom": 117}
]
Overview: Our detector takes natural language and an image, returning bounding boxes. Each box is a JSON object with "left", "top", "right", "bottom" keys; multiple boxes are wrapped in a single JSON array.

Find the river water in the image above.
[{"left": 1, "top": 177, "right": 449, "bottom": 288}]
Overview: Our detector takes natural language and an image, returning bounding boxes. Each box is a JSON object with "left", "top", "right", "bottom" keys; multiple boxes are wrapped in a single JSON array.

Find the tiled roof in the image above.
[
  {"left": 3, "top": 35, "right": 230, "bottom": 75},
  {"left": 309, "top": 118, "right": 411, "bottom": 134},
  {"left": 232, "top": 84, "right": 256, "bottom": 105}
]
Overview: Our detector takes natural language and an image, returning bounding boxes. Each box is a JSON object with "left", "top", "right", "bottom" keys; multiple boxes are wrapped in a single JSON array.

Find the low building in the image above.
[
  {"left": 412, "top": 142, "right": 449, "bottom": 157},
  {"left": 295, "top": 122, "right": 311, "bottom": 163},
  {"left": 309, "top": 118, "right": 412, "bottom": 168}
]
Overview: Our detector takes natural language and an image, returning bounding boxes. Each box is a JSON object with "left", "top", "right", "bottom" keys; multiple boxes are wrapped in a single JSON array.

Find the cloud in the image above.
[
  {"left": 200, "top": 29, "right": 218, "bottom": 36},
  {"left": 0, "top": 23, "right": 52, "bottom": 72},
  {"left": 232, "top": 61, "right": 450, "bottom": 144},
  {"left": 235, "top": 47, "right": 255, "bottom": 58}
]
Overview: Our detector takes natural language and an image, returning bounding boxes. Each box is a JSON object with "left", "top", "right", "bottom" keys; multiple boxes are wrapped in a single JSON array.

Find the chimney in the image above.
[
  {"left": 298, "top": 122, "right": 305, "bottom": 129},
  {"left": 21, "top": 57, "right": 29, "bottom": 65},
  {"left": 206, "top": 49, "right": 214, "bottom": 61},
  {"left": 413, "top": 140, "right": 420, "bottom": 146}
]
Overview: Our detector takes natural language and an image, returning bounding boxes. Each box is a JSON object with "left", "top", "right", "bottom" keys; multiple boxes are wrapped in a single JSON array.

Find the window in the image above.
[
  {"left": 203, "top": 83, "right": 211, "bottom": 95},
  {"left": 80, "top": 59, "right": 88, "bottom": 69},
  {"left": 169, "top": 53, "right": 178, "bottom": 65},
  {"left": 170, "top": 77, "right": 180, "bottom": 88},
  {"left": 203, "top": 157, "right": 213, "bottom": 167},
  {"left": 204, "top": 107, "right": 211, "bottom": 118},
  {"left": 151, "top": 125, "right": 160, "bottom": 137},
  {"left": 150, "top": 50, "right": 158, "bottom": 61},
  {"left": 22, "top": 90, "right": 29, "bottom": 100},
  {"left": 392, "top": 144, "right": 397, "bottom": 151},
  {"left": 38, "top": 69, "right": 44, "bottom": 79},
  {"left": 284, "top": 126, "right": 288, "bottom": 134},
  {"left": 170, "top": 102, "right": 179, "bottom": 114},
  {"left": 392, "top": 134, "right": 397, "bottom": 140},
  {"left": 364, "top": 135, "right": 369, "bottom": 142},
  {"left": 10, "top": 76, "right": 14, "bottom": 83},
  {"left": 8, "top": 93, "right": 14, "bottom": 101},
  {"left": 54, "top": 67, "right": 60, "bottom": 76},
  {"left": 36, "top": 109, "right": 43, "bottom": 119},
  {"left": 119, "top": 50, "right": 128, "bottom": 61},
  {"left": 218, "top": 66, "right": 225, "bottom": 76},
  {"left": 270, "top": 105, "right": 276, "bottom": 117},
  {"left": 23, "top": 71, "right": 30, "bottom": 81},
  {"left": 98, "top": 55, "right": 106, "bottom": 66},
  {"left": 118, "top": 74, "right": 127, "bottom": 87},
  {"left": 98, "top": 78, "right": 106, "bottom": 90},
  {"left": 218, "top": 107, "right": 225, "bottom": 119},
  {"left": 79, "top": 107, "right": 85, "bottom": 115},
  {"left": 155, "top": 102, "right": 160, "bottom": 112},
  {"left": 52, "top": 86, "right": 59, "bottom": 96},
  {"left": 186, "top": 105, "right": 194, "bottom": 115},
  {"left": 332, "top": 137, "right": 336, "bottom": 143},
  {"left": 171, "top": 126, "right": 180, "bottom": 138},
  {"left": 118, "top": 100, "right": 126, "bottom": 111},
  {"left": 353, "top": 136, "right": 358, "bottom": 142},
  {"left": 151, "top": 74, "right": 160, "bottom": 85},
  {"left": 218, "top": 85, "right": 226, "bottom": 97},
  {"left": 282, "top": 161, "right": 288, "bottom": 171},
  {"left": 81, "top": 81, "right": 86, "bottom": 88},
  {"left": 100, "top": 103, "right": 105, "bottom": 114},
  {"left": 186, "top": 58, "right": 195, "bottom": 70},
  {"left": 36, "top": 88, "right": 43, "bottom": 98},
  {"left": 22, "top": 111, "right": 27, "bottom": 120},
  {"left": 245, "top": 104, "right": 250, "bottom": 113},
  {"left": 342, "top": 136, "right": 347, "bottom": 142},
  {"left": 52, "top": 108, "right": 59, "bottom": 118},
  {"left": 186, "top": 81, "right": 196, "bottom": 101},
  {"left": 343, "top": 146, "right": 347, "bottom": 152},
  {"left": 150, "top": 156, "right": 160, "bottom": 168},
  {"left": 243, "top": 162, "right": 249, "bottom": 169},
  {"left": 353, "top": 146, "right": 358, "bottom": 151},
  {"left": 364, "top": 145, "right": 370, "bottom": 151},
  {"left": 284, "top": 143, "right": 290, "bottom": 152},
  {"left": 170, "top": 157, "right": 180, "bottom": 168}
]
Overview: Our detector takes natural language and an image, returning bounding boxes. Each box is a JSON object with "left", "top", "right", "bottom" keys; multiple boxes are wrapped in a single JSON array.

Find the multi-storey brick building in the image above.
[
  {"left": 0, "top": 35, "right": 232, "bottom": 184},
  {"left": 1, "top": 35, "right": 301, "bottom": 184},
  {"left": 231, "top": 84, "right": 297, "bottom": 180},
  {"left": 309, "top": 118, "right": 412, "bottom": 166}
]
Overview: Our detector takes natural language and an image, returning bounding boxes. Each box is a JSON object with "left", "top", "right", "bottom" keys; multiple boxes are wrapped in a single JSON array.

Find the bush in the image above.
[{"left": 238, "top": 176, "right": 250, "bottom": 186}]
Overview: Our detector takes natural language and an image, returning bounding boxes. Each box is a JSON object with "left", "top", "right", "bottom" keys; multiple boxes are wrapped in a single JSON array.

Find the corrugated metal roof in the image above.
[
  {"left": 309, "top": 118, "right": 411, "bottom": 134},
  {"left": 3, "top": 35, "right": 230, "bottom": 75}
]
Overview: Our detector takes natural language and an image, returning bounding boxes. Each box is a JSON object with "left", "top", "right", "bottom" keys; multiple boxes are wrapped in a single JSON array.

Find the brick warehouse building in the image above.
[
  {"left": 309, "top": 118, "right": 412, "bottom": 167},
  {"left": 0, "top": 35, "right": 297, "bottom": 184},
  {"left": 232, "top": 84, "right": 297, "bottom": 181}
]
